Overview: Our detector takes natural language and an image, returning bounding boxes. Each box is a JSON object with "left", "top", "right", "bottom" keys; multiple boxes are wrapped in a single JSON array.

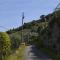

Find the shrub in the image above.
[
  {"left": 10, "top": 34, "right": 21, "bottom": 50},
  {"left": 30, "top": 36, "right": 43, "bottom": 48},
  {"left": 0, "top": 32, "right": 11, "bottom": 60}
]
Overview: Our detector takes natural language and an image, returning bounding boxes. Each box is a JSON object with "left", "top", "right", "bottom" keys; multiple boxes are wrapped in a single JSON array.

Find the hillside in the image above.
[{"left": 6, "top": 9, "right": 60, "bottom": 60}]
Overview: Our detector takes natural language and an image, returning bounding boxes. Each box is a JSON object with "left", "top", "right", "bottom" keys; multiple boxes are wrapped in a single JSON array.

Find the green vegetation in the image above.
[
  {"left": 10, "top": 31, "right": 21, "bottom": 50},
  {"left": 6, "top": 45, "right": 25, "bottom": 60},
  {"left": 0, "top": 31, "right": 22, "bottom": 60},
  {"left": 0, "top": 32, "right": 11, "bottom": 60},
  {"left": 32, "top": 10, "right": 60, "bottom": 60}
]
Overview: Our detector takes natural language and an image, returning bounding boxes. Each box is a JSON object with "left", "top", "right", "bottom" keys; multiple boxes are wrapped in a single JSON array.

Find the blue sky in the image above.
[{"left": 0, "top": 0, "right": 60, "bottom": 31}]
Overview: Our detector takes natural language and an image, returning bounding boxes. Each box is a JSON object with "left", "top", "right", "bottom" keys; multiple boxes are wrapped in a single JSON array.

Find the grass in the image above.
[
  {"left": 40, "top": 48, "right": 60, "bottom": 60},
  {"left": 40, "top": 48, "right": 55, "bottom": 58},
  {"left": 6, "top": 45, "right": 25, "bottom": 60}
]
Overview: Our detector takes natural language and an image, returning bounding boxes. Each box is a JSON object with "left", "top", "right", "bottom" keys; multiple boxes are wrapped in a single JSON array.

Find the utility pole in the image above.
[
  {"left": 21, "top": 12, "right": 24, "bottom": 43},
  {"left": 28, "top": 32, "right": 29, "bottom": 43},
  {"left": 44, "top": 17, "right": 47, "bottom": 27}
]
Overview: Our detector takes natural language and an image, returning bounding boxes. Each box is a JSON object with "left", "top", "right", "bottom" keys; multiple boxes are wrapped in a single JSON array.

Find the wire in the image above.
[{"left": 0, "top": 26, "right": 8, "bottom": 30}]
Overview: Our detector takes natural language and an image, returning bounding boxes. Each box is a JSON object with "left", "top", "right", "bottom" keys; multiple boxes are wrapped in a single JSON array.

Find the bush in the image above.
[
  {"left": 30, "top": 36, "right": 43, "bottom": 48},
  {"left": 10, "top": 34, "right": 21, "bottom": 50},
  {"left": 0, "top": 32, "right": 11, "bottom": 60}
]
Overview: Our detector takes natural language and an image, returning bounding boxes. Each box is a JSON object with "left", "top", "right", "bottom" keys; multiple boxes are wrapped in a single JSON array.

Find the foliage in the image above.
[
  {"left": 10, "top": 32, "right": 21, "bottom": 50},
  {"left": 30, "top": 36, "right": 43, "bottom": 48},
  {"left": 0, "top": 32, "right": 11, "bottom": 60},
  {"left": 6, "top": 45, "right": 25, "bottom": 60}
]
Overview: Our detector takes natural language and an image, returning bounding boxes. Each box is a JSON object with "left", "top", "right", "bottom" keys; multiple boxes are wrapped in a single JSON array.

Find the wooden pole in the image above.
[{"left": 21, "top": 12, "right": 24, "bottom": 43}]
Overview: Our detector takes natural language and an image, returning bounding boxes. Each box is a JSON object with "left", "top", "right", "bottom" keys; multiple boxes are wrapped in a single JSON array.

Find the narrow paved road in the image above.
[{"left": 24, "top": 45, "right": 52, "bottom": 60}]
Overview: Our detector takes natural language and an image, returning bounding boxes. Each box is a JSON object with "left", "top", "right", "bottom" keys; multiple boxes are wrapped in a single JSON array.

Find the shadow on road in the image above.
[{"left": 24, "top": 45, "right": 52, "bottom": 60}]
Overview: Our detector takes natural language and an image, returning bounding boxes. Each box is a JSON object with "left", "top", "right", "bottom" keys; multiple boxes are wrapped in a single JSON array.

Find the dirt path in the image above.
[{"left": 24, "top": 45, "right": 52, "bottom": 60}]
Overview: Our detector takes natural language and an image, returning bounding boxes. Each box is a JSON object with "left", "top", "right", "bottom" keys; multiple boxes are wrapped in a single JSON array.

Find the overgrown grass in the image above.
[
  {"left": 6, "top": 45, "right": 25, "bottom": 60},
  {"left": 40, "top": 48, "right": 60, "bottom": 60},
  {"left": 40, "top": 48, "right": 55, "bottom": 57}
]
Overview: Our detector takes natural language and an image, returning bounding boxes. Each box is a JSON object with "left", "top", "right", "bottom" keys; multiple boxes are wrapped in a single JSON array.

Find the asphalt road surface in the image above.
[{"left": 24, "top": 45, "right": 52, "bottom": 60}]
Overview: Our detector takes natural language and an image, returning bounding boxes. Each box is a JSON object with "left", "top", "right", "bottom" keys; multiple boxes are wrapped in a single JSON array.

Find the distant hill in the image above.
[{"left": 7, "top": 13, "right": 50, "bottom": 34}]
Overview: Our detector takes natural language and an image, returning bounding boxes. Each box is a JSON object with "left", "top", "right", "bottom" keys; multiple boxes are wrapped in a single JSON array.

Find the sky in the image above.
[{"left": 0, "top": 0, "right": 60, "bottom": 31}]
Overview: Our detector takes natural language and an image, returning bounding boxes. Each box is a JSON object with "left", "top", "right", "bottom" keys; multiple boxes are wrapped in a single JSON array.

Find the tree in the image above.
[{"left": 40, "top": 15, "right": 45, "bottom": 19}]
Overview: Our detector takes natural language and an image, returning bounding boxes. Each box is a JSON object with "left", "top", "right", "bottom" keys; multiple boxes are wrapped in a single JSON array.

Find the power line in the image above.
[
  {"left": 0, "top": 26, "right": 8, "bottom": 30},
  {"left": 55, "top": 3, "right": 60, "bottom": 11}
]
